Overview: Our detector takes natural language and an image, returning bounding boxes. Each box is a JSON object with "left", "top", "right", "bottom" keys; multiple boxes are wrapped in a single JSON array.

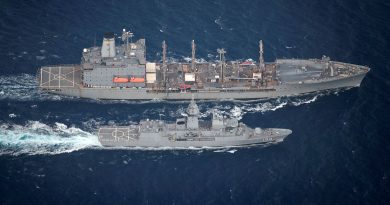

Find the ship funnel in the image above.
[{"left": 101, "top": 32, "right": 116, "bottom": 58}]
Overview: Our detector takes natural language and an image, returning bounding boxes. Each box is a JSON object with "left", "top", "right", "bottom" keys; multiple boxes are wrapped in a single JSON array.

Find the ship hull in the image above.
[
  {"left": 98, "top": 128, "right": 291, "bottom": 148},
  {"left": 45, "top": 72, "right": 366, "bottom": 100}
]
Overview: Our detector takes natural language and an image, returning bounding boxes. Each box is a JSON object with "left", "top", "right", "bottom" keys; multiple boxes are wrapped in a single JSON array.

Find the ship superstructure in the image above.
[{"left": 38, "top": 29, "right": 370, "bottom": 100}]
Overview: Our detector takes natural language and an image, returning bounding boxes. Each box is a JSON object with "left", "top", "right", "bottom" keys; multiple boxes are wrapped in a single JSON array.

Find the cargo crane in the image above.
[
  {"left": 162, "top": 40, "right": 167, "bottom": 89},
  {"left": 217, "top": 48, "right": 226, "bottom": 84},
  {"left": 259, "top": 40, "right": 265, "bottom": 83},
  {"left": 191, "top": 40, "right": 196, "bottom": 72}
]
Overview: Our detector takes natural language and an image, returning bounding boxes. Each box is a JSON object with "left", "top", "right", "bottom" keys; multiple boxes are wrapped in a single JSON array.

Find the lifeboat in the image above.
[
  {"left": 113, "top": 77, "right": 129, "bottom": 83},
  {"left": 129, "top": 77, "right": 145, "bottom": 83},
  {"left": 179, "top": 84, "right": 192, "bottom": 90}
]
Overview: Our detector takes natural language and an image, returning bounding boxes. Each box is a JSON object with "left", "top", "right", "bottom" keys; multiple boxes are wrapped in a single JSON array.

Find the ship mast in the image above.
[
  {"left": 186, "top": 95, "right": 199, "bottom": 130},
  {"left": 162, "top": 40, "right": 167, "bottom": 88},
  {"left": 259, "top": 40, "right": 265, "bottom": 70},
  {"left": 217, "top": 48, "right": 226, "bottom": 84},
  {"left": 191, "top": 40, "right": 196, "bottom": 72},
  {"left": 121, "top": 28, "right": 134, "bottom": 55},
  {"left": 259, "top": 40, "right": 265, "bottom": 81}
]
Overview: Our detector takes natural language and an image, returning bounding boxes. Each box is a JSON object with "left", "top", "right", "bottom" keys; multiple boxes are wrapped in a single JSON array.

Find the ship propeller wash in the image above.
[
  {"left": 97, "top": 98, "right": 292, "bottom": 147},
  {"left": 38, "top": 29, "right": 370, "bottom": 100}
]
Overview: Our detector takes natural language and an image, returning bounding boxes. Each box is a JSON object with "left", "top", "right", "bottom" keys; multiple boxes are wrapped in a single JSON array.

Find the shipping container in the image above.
[
  {"left": 253, "top": 72, "right": 262, "bottom": 79},
  {"left": 146, "top": 62, "right": 156, "bottom": 72},
  {"left": 146, "top": 73, "right": 157, "bottom": 83},
  {"left": 185, "top": 73, "right": 195, "bottom": 82}
]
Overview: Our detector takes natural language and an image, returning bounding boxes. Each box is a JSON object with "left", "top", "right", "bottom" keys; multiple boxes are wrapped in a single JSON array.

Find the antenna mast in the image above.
[
  {"left": 162, "top": 40, "right": 167, "bottom": 87},
  {"left": 122, "top": 29, "right": 134, "bottom": 53},
  {"left": 129, "top": 32, "right": 134, "bottom": 44},
  {"left": 259, "top": 40, "right": 265, "bottom": 68},
  {"left": 191, "top": 40, "right": 196, "bottom": 72},
  {"left": 259, "top": 40, "right": 265, "bottom": 81},
  {"left": 217, "top": 48, "right": 226, "bottom": 84}
]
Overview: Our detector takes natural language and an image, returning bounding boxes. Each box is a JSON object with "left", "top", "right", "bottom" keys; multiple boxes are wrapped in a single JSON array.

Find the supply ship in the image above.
[
  {"left": 97, "top": 98, "right": 292, "bottom": 147},
  {"left": 38, "top": 30, "right": 370, "bottom": 100}
]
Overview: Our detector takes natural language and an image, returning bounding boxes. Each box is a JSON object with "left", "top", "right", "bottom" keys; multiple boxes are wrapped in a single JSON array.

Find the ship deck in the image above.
[
  {"left": 38, "top": 65, "right": 82, "bottom": 89},
  {"left": 276, "top": 59, "right": 369, "bottom": 83},
  {"left": 277, "top": 62, "right": 324, "bottom": 83},
  {"left": 37, "top": 59, "right": 369, "bottom": 94},
  {"left": 98, "top": 126, "right": 139, "bottom": 142}
]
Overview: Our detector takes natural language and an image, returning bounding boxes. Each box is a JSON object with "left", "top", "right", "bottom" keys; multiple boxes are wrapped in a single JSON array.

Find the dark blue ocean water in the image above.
[{"left": 0, "top": 0, "right": 389, "bottom": 204}]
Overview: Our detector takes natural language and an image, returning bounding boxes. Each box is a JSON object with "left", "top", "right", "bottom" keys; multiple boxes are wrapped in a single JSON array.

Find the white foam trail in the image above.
[
  {"left": 0, "top": 74, "right": 70, "bottom": 101},
  {"left": 291, "top": 95, "right": 318, "bottom": 106},
  {"left": 227, "top": 149, "right": 237, "bottom": 154},
  {"left": 213, "top": 94, "right": 324, "bottom": 120},
  {"left": 213, "top": 148, "right": 229, "bottom": 153},
  {"left": 270, "top": 102, "right": 288, "bottom": 111},
  {"left": 0, "top": 121, "right": 101, "bottom": 156}
]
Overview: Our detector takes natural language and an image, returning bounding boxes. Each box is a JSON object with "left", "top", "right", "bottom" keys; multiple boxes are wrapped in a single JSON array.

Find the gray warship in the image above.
[
  {"left": 97, "top": 98, "right": 292, "bottom": 147},
  {"left": 38, "top": 29, "right": 370, "bottom": 100}
]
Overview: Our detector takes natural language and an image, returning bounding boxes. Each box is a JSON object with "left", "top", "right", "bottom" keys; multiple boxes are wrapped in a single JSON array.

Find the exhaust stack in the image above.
[{"left": 101, "top": 32, "right": 116, "bottom": 58}]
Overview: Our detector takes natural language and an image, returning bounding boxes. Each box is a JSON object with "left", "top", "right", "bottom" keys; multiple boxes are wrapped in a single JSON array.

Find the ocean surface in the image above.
[{"left": 0, "top": 0, "right": 389, "bottom": 204}]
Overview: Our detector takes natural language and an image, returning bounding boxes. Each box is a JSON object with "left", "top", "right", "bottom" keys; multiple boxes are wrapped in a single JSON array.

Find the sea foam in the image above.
[{"left": 0, "top": 121, "right": 101, "bottom": 156}]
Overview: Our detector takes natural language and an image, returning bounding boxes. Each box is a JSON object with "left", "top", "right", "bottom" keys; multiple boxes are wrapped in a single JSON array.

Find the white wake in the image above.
[
  {"left": 0, "top": 121, "right": 101, "bottom": 156},
  {"left": 0, "top": 74, "right": 69, "bottom": 101}
]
